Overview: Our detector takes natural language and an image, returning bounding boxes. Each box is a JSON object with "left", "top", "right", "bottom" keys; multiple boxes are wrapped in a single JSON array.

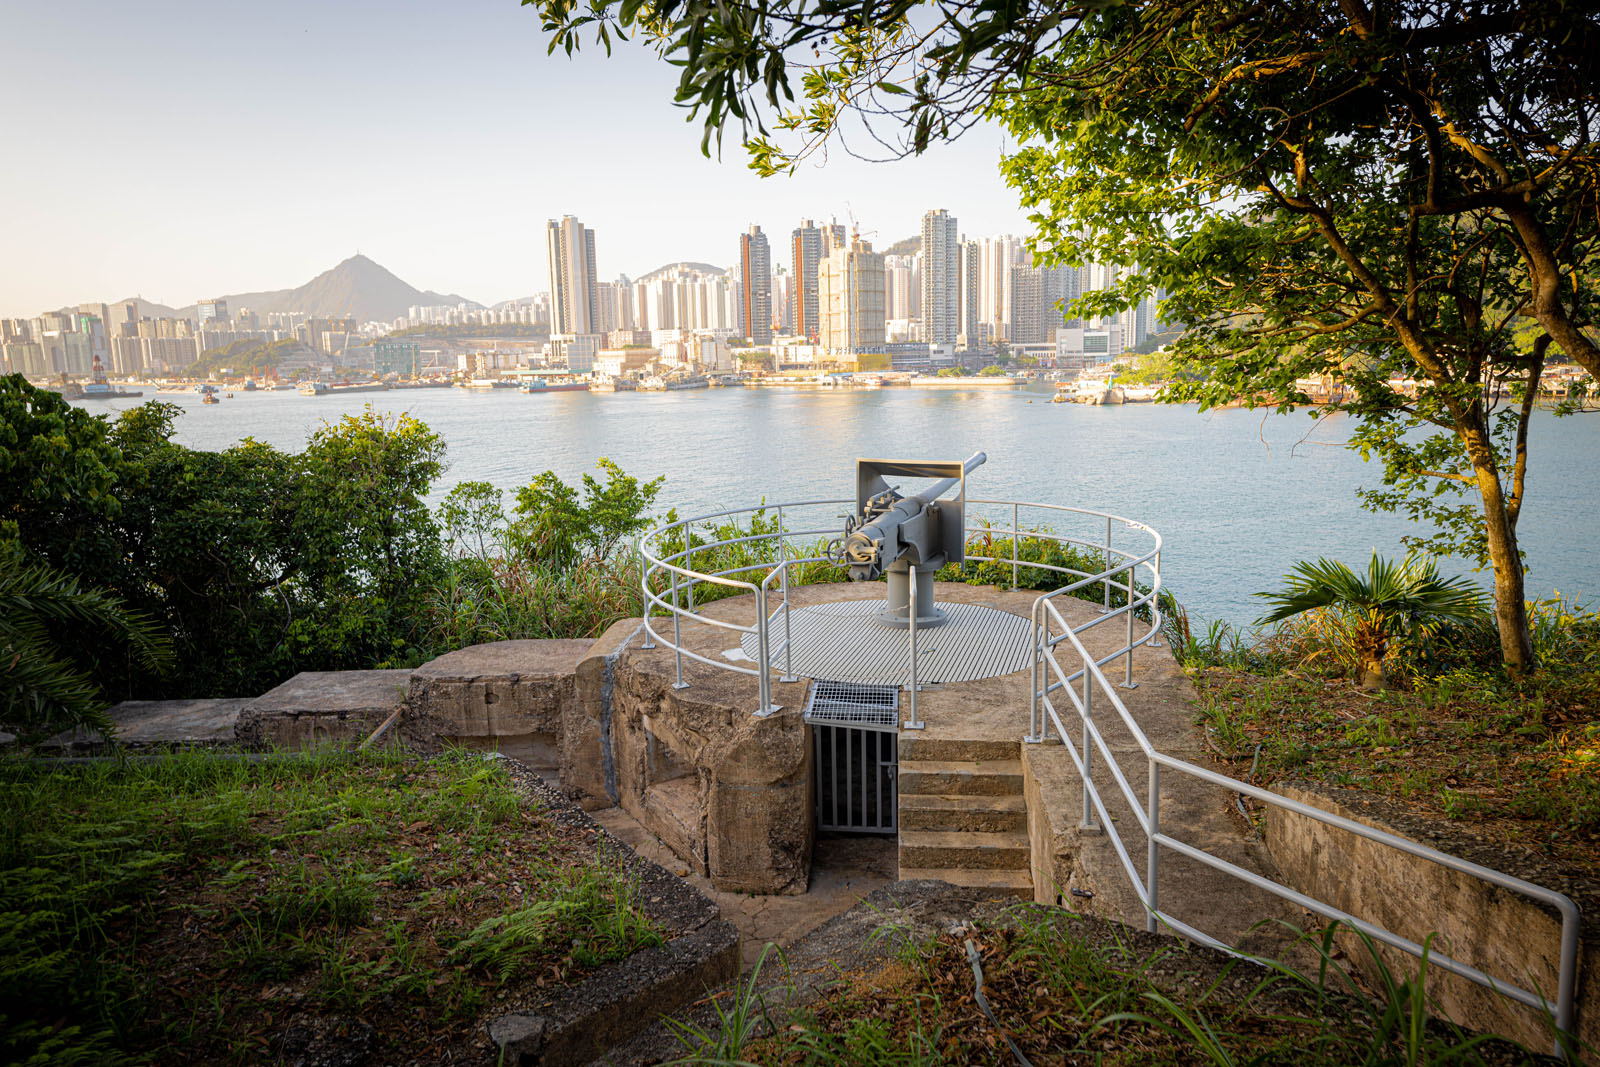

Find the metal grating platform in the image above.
[
  {"left": 741, "top": 599, "right": 1034, "bottom": 685},
  {"left": 803, "top": 680, "right": 900, "bottom": 730}
]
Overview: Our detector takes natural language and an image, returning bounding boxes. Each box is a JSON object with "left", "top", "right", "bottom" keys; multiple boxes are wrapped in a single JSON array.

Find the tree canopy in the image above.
[{"left": 529, "top": 0, "right": 1598, "bottom": 676}]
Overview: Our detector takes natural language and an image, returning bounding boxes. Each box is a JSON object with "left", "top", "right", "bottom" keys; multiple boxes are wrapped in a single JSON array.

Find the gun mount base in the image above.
[{"left": 875, "top": 563, "right": 948, "bottom": 629}]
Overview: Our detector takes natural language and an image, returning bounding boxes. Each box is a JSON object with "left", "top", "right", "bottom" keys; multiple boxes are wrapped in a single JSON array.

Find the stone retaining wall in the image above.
[{"left": 1264, "top": 782, "right": 1596, "bottom": 1052}]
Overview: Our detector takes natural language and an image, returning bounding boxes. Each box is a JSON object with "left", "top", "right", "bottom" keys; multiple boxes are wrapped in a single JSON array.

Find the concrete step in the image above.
[
  {"left": 898, "top": 735, "right": 1021, "bottom": 764},
  {"left": 899, "top": 829, "right": 1031, "bottom": 871},
  {"left": 897, "top": 758, "right": 1023, "bottom": 798},
  {"left": 899, "top": 793, "right": 1028, "bottom": 834},
  {"left": 896, "top": 866, "right": 1034, "bottom": 899}
]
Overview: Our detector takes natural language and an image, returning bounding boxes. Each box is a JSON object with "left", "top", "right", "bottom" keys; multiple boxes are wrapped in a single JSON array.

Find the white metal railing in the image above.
[
  {"left": 1028, "top": 577, "right": 1584, "bottom": 1057},
  {"left": 639, "top": 496, "right": 1582, "bottom": 1055},
  {"left": 637, "top": 497, "right": 1161, "bottom": 720}
]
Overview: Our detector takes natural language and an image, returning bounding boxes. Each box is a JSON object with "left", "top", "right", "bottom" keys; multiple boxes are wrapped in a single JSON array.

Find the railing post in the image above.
[
  {"left": 1148, "top": 550, "right": 1164, "bottom": 648},
  {"left": 1011, "top": 502, "right": 1020, "bottom": 590},
  {"left": 685, "top": 544, "right": 694, "bottom": 612},
  {"left": 1122, "top": 562, "right": 1138, "bottom": 690},
  {"left": 1080, "top": 665, "right": 1097, "bottom": 831},
  {"left": 778, "top": 506, "right": 796, "bottom": 682},
  {"left": 754, "top": 586, "right": 777, "bottom": 717},
  {"left": 639, "top": 539, "right": 656, "bottom": 649},
  {"left": 904, "top": 566, "right": 924, "bottom": 730},
  {"left": 1146, "top": 759, "right": 1160, "bottom": 933},
  {"left": 671, "top": 570, "right": 688, "bottom": 690},
  {"left": 1025, "top": 605, "right": 1044, "bottom": 744},
  {"left": 1101, "top": 516, "right": 1112, "bottom": 614}
]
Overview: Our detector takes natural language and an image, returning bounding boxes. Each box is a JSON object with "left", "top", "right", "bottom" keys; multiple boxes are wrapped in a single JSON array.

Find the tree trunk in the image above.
[{"left": 1464, "top": 426, "right": 1534, "bottom": 678}]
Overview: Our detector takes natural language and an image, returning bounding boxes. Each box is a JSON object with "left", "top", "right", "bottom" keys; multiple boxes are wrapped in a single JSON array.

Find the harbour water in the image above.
[{"left": 74, "top": 385, "right": 1597, "bottom": 625}]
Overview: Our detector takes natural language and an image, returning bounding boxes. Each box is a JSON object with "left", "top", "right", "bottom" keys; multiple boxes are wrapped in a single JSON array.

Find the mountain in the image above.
[
  {"left": 881, "top": 235, "right": 920, "bottom": 257},
  {"left": 175, "top": 255, "right": 479, "bottom": 324},
  {"left": 102, "top": 297, "right": 185, "bottom": 320}
]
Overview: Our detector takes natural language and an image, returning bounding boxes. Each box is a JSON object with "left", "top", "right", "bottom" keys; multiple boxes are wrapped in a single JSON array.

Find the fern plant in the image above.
[{"left": 0, "top": 542, "right": 172, "bottom": 746}]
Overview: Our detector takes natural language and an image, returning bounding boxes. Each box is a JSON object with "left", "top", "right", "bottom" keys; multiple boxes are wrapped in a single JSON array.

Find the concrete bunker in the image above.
[{"left": 217, "top": 447, "right": 1587, "bottom": 1048}]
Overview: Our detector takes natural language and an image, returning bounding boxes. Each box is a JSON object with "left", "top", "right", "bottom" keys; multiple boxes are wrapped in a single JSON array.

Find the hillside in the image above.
[
  {"left": 880, "top": 235, "right": 920, "bottom": 257},
  {"left": 183, "top": 337, "right": 314, "bottom": 377},
  {"left": 183, "top": 255, "right": 478, "bottom": 323}
]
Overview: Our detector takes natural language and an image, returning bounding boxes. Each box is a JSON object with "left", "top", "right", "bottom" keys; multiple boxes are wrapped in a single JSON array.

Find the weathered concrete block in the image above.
[
  {"left": 566, "top": 619, "right": 645, "bottom": 808},
  {"left": 408, "top": 639, "right": 592, "bottom": 765},
  {"left": 234, "top": 670, "right": 411, "bottom": 750},
  {"left": 609, "top": 651, "right": 813, "bottom": 894},
  {"left": 703, "top": 715, "right": 813, "bottom": 895},
  {"left": 42, "top": 698, "right": 252, "bottom": 753}
]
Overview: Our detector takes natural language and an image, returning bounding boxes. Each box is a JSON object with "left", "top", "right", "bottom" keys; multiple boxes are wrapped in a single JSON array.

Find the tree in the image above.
[
  {"left": 289, "top": 409, "right": 447, "bottom": 667},
  {"left": 527, "top": 0, "right": 1598, "bottom": 678},
  {"left": 1255, "top": 553, "right": 1486, "bottom": 689},
  {"left": 0, "top": 374, "right": 129, "bottom": 586},
  {"left": 511, "top": 458, "right": 665, "bottom": 570}
]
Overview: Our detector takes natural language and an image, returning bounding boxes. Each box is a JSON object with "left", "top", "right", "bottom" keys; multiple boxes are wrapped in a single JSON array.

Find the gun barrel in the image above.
[{"left": 909, "top": 452, "right": 986, "bottom": 505}]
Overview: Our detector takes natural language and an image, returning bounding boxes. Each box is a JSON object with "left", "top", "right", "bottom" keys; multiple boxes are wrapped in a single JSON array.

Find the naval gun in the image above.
[{"left": 829, "top": 452, "right": 987, "bottom": 627}]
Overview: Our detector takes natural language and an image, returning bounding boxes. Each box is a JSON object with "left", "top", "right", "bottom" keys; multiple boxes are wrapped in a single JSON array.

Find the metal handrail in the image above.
[
  {"left": 1028, "top": 586, "right": 1583, "bottom": 1055},
  {"left": 637, "top": 497, "right": 1162, "bottom": 718},
  {"left": 639, "top": 495, "right": 1581, "bottom": 1051}
]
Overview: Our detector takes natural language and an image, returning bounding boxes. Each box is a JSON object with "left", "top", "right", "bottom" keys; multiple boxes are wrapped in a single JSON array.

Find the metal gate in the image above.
[{"left": 805, "top": 681, "right": 899, "bottom": 834}]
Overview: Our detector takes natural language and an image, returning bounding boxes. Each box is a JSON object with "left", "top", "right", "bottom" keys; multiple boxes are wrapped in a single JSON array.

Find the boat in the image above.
[
  {"left": 298, "top": 382, "right": 329, "bottom": 396},
  {"left": 202, "top": 392, "right": 220, "bottom": 404},
  {"left": 663, "top": 375, "right": 709, "bottom": 391},
  {"left": 76, "top": 354, "right": 145, "bottom": 399},
  {"left": 519, "top": 378, "right": 590, "bottom": 394}
]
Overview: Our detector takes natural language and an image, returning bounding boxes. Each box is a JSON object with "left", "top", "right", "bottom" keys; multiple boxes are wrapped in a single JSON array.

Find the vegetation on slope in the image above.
[
  {"left": 668, "top": 906, "right": 1572, "bottom": 1065},
  {"left": 182, "top": 337, "right": 312, "bottom": 378},
  {"left": 0, "top": 750, "right": 660, "bottom": 1065}
]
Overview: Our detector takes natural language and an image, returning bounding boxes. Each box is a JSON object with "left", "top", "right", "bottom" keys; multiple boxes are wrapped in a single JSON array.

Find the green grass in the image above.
[
  {"left": 1179, "top": 597, "right": 1600, "bottom": 855},
  {"left": 0, "top": 750, "right": 663, "bottom": 1065},
  {"left": 667, "top": 908, "right": 1574, "bottom": 1065}
]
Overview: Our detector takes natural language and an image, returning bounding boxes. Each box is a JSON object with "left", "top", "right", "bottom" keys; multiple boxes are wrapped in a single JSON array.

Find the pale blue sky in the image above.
[{"left": 0, "top": 0, "right": 1031, "bottom": 316}]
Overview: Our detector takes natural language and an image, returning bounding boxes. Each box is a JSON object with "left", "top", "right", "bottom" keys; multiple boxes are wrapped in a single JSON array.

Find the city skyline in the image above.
[{"left": 0, "top": 0, "right": 1032, "bottom": 319}]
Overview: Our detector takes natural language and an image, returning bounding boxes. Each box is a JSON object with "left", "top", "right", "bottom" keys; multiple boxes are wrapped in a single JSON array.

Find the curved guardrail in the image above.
[
  {"left": 639, "top": 496, "right": 1580, "bottom": 1055},
  {"left": 1029, "top": 583, "right": 1583, "bottom": 1057},
  {"left": 637, "top": 497, "right": 1164, "bottom": 717}
]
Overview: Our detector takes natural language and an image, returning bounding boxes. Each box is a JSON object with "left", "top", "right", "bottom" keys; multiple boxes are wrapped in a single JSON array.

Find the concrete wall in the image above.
[
  {"left": 1265, "top": 782, "right": 1596, "bottom": 1052},
  {"left": 565, "top": 618, "right": 816, "bottom": 895},
  {"left": 607, "top": 656, "right": 814, "bottom": 894}
]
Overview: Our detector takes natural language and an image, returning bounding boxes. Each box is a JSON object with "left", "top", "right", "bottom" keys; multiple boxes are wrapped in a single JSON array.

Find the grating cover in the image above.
[
  {"left": 743, "top": 599, "right": 1034, "bottom": 685},
  {"left": 804, "top": 680, "right": 900, "bottom": 730}
]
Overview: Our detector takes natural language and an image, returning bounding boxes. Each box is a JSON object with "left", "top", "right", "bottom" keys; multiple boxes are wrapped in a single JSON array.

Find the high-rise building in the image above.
[
  {"left": 196, "top": 298, "right": 229, "bottom": 326},
  {"left": 823, "top": 220, "right": 847, "bottom": 254},
  {"left": 884, "top": 255, "right": 918, "bottom": 322},
  {"left": 374, "top": 339, "right": 422, "bottom": 377},
  {"left": 791, "top": 219, "right": 824, "bottom": 340},
  {"left": 546, "top": 216, "right": 600, "bottom": 335},
  {"left": 920, "top": 210, "right": 960, "bottom": 345},
  {"left": 817, "top": 237, "right": 886, "bottom": 360},
  {"left": 960, "top": 239, "right": 983, "bottom": 348},
  {"left": 738, "top": 225, "right": 772, "bottom": 345}
]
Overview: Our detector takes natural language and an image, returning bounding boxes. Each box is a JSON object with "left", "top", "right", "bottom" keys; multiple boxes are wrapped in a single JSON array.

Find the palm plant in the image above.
[
  {"left": 1255, "top": 553, "right": 1487, "bottom": 689},
  {"left": 0, "top": 542, "right": 172, "bottom": 746}
]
